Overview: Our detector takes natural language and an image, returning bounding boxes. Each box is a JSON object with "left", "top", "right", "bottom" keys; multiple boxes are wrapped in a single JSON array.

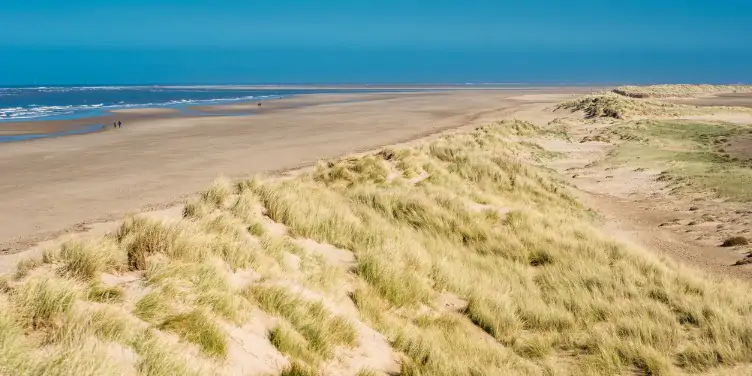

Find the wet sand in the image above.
[
  {"left": 0, "top": 92, "right": 427, "bottom": 138},
  {"left": 0, "top": 87, "right": 595, "bottom": 252}
]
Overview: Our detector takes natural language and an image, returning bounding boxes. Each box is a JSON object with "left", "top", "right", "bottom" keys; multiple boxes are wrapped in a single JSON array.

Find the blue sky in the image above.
[
  {"left": 2, "top": 0, "right": 750, "bottom": 49},
  {"left": 1, "top": 1, "right": 751, "bottom": 84}
]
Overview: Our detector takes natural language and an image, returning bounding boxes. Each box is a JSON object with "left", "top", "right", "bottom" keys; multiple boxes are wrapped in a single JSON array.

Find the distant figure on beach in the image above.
[
  {"left": 113, "top": 122, "right": 117, "bottom": 129},
  {"left": 118, "top": 121, "right": 122, "bottom": 128},
  {"left": 258, "top": 102, "right": 262, "bottom": 107}
]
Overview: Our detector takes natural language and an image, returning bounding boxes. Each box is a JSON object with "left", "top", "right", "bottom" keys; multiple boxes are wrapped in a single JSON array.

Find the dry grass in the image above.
[
  {"left": 157, "top": 309, "right": 227, "bottom": 359},
  {"left": 58, "top": 237, "right": 127, "bottom": 280},
  {"left": 613, "top": 84, "right": 752, "bottom": 98},
  {"left": 1, "top": 119, "right": 752, "bottom": 375}
]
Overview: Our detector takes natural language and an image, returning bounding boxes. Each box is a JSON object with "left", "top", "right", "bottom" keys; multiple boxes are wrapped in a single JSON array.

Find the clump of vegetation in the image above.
[
  {"left": 86, "top": 283, "right": 124, "bottom": 303},
  {"left": 722, "top": 236, "right": 749, "bottom": 247},
  {"left": 158, "top": 309, "right": 227, "bottom": 359},
  {"left": 58, "top": 237, "right": 127, "bottom": 280},
  {"left": 246, "top": 284, "right": 357, "bottom": 361},
  {"left": 279, "top": 361, "right": 322, "bottom": 376},
  {"left": 557, "top": 93, "right": 699, "bottom": 119},
  {"left": 11, "top": 276, "right": 79, "bottom": 329}
]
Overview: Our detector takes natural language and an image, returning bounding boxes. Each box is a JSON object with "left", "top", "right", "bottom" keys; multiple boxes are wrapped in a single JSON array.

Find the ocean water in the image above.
[{"left": 0, "top": 86, "right": 342, "bottom": 122}]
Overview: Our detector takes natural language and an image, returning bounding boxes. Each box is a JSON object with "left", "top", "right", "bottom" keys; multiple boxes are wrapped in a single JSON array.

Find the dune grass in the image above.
[
  {"left": 1, "top": 119, "right": 752, "bottom": 375},
  {"left": 557, "top": 92, "right": 703, "bottom": 119},
  {"left": 157, "top": 309, "right": 228, "bottom": 359},
  {"left": 246, "top": 284, "right": 358, "bottom": 362}
]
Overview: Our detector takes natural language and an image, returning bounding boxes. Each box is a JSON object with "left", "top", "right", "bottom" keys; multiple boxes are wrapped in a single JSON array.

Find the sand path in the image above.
[{"left": 0, "top": 89, "right": 588, "bottom": 254}]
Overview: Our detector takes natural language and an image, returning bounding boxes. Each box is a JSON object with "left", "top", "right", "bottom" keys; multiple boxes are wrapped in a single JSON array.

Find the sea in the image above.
[{"left": 0, "top": 86, "right": 384, "bottom": 123}]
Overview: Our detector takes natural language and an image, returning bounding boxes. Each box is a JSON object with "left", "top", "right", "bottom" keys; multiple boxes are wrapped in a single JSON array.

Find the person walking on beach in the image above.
[
  {"left": 113, "top": 122, "right": 117, "bottom": 129},
  {"left": 118, "top": 121, "right": 122, "bottom": 128}
]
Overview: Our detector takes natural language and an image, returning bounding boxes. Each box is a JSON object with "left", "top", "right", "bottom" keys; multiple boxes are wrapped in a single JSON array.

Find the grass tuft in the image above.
[
  {"left": 11, "top": 277, "right": 78, "bottom": 329},
  {"left": 722, "top": 236, "right": 749, "bottom": 247},
  {"left": 58, "top": 237, "right": 126, "bottom": 280},
  {"left": 157, "top": 309, "right": 227, "bottom": 359},
  {"left": 279, "top": 361, "right": 322, "bottom": 376},
  {"left": 201, "top": 178, "right": 233, "bottom": 207},
  {"left": 247, "top": 284, "right": 357, "bottom": 359},
  {"left": 269, "top": 323, "right": 318, "bottom": 363},
  {"left": 86, "top": 283, "right": 125, "bottom": 303}
]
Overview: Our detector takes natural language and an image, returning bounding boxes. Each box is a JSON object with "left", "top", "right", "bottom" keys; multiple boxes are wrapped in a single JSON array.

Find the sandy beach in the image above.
[
  {"left": 667, "top": 92, "right": 752, "bottom": 108},
  {"left": 0, "top": 87, "right": 593, "bottom": 252}
]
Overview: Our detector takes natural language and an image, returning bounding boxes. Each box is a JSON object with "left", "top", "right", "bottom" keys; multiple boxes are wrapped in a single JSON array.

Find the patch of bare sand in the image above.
[
  {"left": 507, "top": 93, "right": 584, "bottom": 102},
  {"left": 682, "top": 112, "right": 752, "bottom": 124},
  {"left": 725, "top": 134, "right": 752, "bottom": 160},
  {"left": 223, "top": 312, "right": 289, "bottom": 376},
  {"left": 435, "top": 291, "right": 468, "bottom": 313}
]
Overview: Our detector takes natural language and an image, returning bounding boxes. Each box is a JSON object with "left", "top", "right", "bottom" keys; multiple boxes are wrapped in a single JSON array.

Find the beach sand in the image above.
[
  {"left": 0, "top": 88, "right": 593, "bottom": 252},
  {"left": 667, "top": 92, "right": 752, "bottom": 108}
]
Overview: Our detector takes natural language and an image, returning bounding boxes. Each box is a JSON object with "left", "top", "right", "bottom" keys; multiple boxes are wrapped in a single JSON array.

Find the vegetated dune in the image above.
[
  {"left": 613, "top": 84, "right": 752, "bottom": 99},
  {"left": 556, "top": 92, "right": 702, "bottom": 119},
  {"left": 3, "top": 120, "right": 752, "bottom": 375},
  {"left": 557, "top": 91, "right": 752, "bottom": 120}
]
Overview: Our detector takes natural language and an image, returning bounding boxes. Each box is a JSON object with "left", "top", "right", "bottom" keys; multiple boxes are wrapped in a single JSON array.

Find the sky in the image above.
[{"left": 1, "top": 0, "right": 751, "bottom": 85}]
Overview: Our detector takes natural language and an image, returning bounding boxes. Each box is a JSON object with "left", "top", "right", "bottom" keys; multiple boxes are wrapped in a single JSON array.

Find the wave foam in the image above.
[{"left": 0, "top": 95, "right": 281, "bottom": 121}]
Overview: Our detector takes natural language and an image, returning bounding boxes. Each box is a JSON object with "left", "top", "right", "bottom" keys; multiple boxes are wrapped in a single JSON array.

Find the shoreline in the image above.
[
  {"left": 0, "top": 91, "right": 425, "bottom": 142},
  {"left": 0, "top": 85, "right": 600, "bottom": 142},
  {"left": 0, "top": 87, "right": 594, "bottom": 253}
]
